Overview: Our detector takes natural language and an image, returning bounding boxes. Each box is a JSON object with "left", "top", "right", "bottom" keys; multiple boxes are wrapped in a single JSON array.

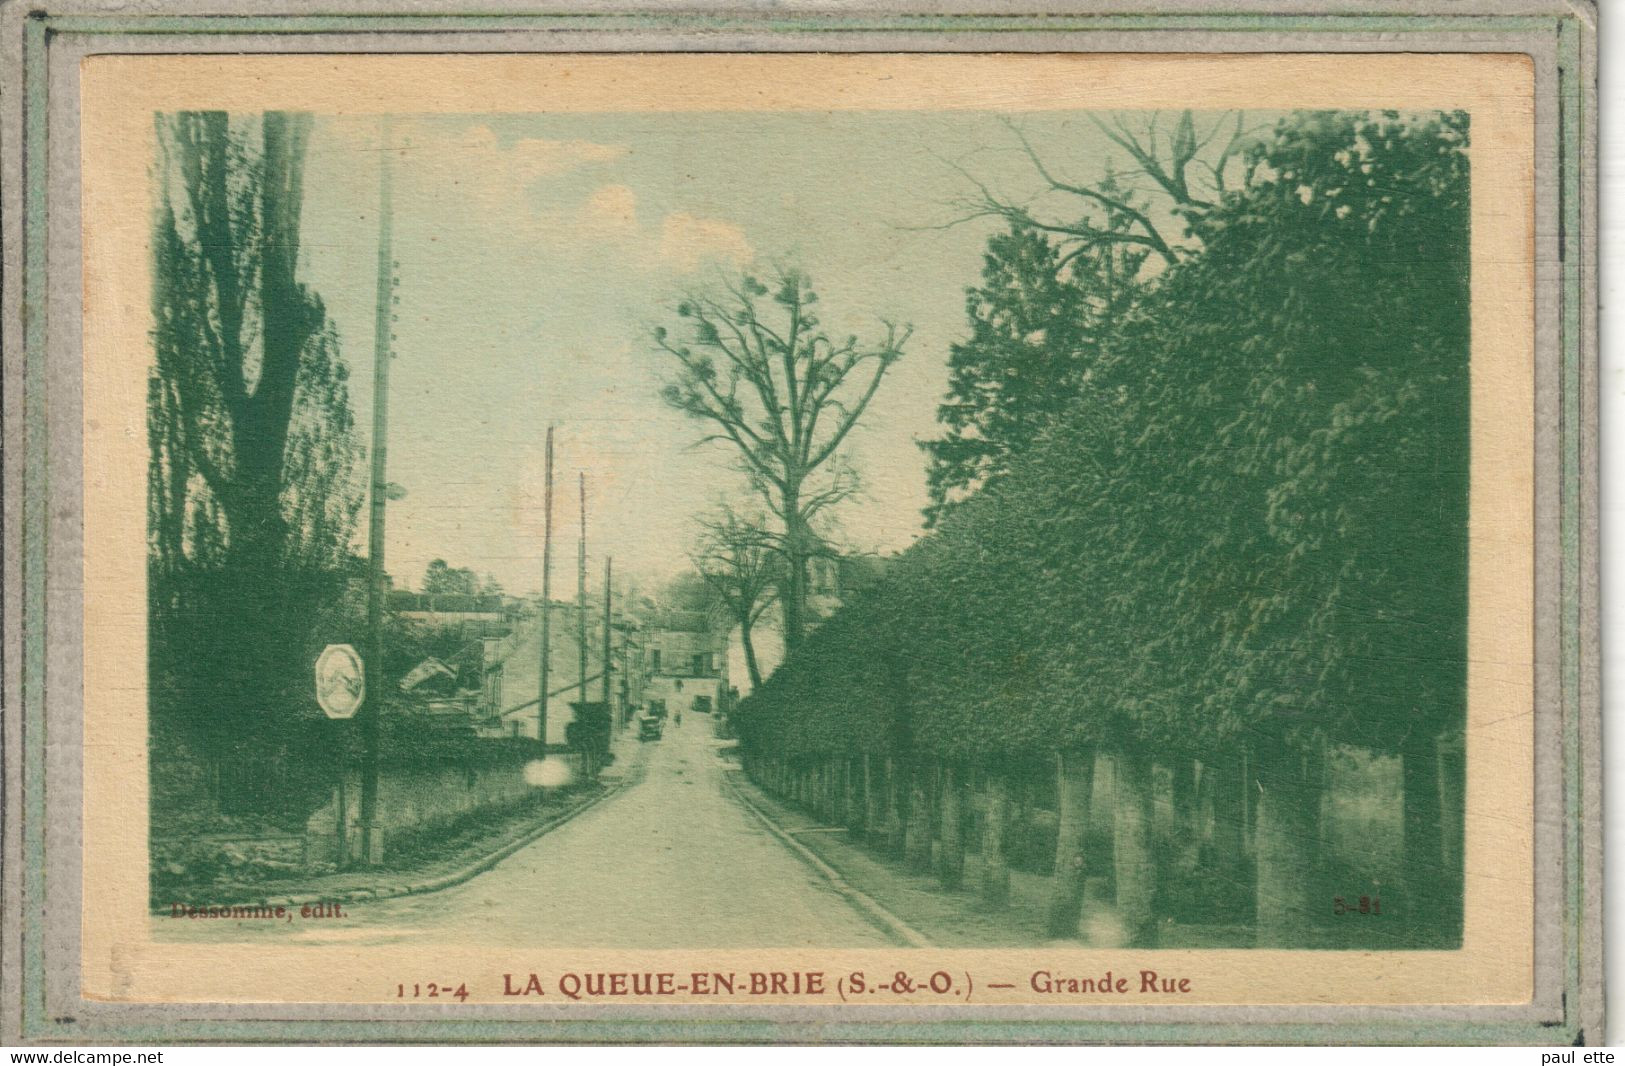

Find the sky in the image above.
[{"left": 295, "top": 110, "right": 1152, "bottom": 597}]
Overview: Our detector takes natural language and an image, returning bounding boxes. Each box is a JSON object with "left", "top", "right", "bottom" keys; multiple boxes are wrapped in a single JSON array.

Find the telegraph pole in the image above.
[
  {"left": 601, "top": 556, "right": 613, "bottom": 715},
  {"left": 538, "top": 426, "right": 554, "bottom": 753},
  {"left": 577, "top": 473, "right": 588, "bottom": 719},
  {"left": 359, "top": 120, "right": 397, "bottom": 867}
]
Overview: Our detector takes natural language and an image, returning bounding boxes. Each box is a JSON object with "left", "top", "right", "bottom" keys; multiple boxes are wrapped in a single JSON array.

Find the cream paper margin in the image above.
[{"left": 78, "top": 52, "right": 1535, "bottom": 1006}]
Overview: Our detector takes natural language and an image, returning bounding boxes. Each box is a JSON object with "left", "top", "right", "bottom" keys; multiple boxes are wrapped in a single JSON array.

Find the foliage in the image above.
[
  {"left": 147, "top": 111, "right": 363, "bottom": 820},
  {"left": 740, "top": 110, "right": 1470, "bottom": 770},
  {"left": 921, "top": 222, "right": 1143, "bottom": 525},
  {"left": 421, "top": 559, "right": 500, "bottom": 597}
]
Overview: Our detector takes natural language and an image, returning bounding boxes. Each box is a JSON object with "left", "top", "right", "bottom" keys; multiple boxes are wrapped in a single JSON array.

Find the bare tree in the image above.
[
  {"left": 944, "top": 111, "right": 1267, "bottom": 272},
  {"left": 692, "top": 507, "right": 781, "bottom": 689},
  {"left": 651, "top": 266, "right": 910, "bottom": 651}
]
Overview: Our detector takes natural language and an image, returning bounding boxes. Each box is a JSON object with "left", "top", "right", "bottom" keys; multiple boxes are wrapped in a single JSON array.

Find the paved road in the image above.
[{"left": 162, "top": 718, "right": 891, "bottom": 947}]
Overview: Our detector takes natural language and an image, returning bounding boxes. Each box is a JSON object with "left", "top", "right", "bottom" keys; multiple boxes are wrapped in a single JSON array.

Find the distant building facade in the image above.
[
  {"left": 728, "top": 553, "right": 894, "bottom": 696},
  {"left": 641, "top": 610, "right": 730, "bottom": 718},
  {"left": 389, "top": 590, "right": 515, "bottom": 639}
]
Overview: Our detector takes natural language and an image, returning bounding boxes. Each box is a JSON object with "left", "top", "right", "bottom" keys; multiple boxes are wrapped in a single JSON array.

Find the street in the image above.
[{"left": 159, "top": 718, "right": 892, "bottom": 948}]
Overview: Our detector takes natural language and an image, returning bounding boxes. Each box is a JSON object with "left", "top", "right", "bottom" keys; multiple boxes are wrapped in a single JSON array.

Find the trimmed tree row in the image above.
[{"left": 735, "top": 111, "right": 1471, "bottom": 949}]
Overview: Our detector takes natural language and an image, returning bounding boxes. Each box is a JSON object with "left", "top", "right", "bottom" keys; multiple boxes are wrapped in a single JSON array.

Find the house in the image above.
[
  {"left": 806, "top": 552, "right": 894, "bottom": 622},
  {"left": 641, "top": 610, "right": 730, "bottom": 718},
  {"left": 392, "top": 655, "right": 483, "bottom": 736},
  {"left": 483, "top": 601, "right": 646, "bottom": 745},
  {"left": 728, "top": 552, "right": 895, "bottom": 696},
  {"left": 388, "top": 590, "right": 514, "bottom": 639}
]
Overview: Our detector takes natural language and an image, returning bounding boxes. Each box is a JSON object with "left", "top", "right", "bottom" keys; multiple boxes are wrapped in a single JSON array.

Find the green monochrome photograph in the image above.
[
  {"left": 145, "top": 99, "right": 1470, "bottom": 950},
  {"left": 1, "top": 13, "right": 1596, "bottom": 1044}
]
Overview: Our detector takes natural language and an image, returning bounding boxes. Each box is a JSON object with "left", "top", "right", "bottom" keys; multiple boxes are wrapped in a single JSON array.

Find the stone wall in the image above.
[{"left": 303, "top": 749, "right": 543, "bottom": 868}]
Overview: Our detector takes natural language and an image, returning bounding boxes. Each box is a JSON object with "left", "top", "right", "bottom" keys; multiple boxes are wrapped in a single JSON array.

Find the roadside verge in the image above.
[{"left": 722, "top": 767, "right": 931, "bottom": 948}]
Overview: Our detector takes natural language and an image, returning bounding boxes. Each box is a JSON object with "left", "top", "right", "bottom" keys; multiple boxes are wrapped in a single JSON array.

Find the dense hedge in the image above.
[{"left": 736, "top": 111, "right": 1470, "bottom": 769}]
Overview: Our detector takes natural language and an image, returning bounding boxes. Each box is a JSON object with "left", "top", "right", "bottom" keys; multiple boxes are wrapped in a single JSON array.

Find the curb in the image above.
[
  {"left": 157, "top": 762, "right": 641, "bottom": 914},
  {"left": 721, "top": 769, "right": 931, "bottom": 949}
]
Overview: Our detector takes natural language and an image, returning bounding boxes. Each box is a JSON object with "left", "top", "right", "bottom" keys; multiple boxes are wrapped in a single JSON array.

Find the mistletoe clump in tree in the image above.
[{"left": 651, "top": 267, "right": 910, "bottom": 653}]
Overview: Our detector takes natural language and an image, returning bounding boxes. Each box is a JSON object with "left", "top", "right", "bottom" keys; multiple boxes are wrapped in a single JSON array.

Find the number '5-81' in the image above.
[{"left": 1332, "top": 896, "right": 1381, "bottom": 916}]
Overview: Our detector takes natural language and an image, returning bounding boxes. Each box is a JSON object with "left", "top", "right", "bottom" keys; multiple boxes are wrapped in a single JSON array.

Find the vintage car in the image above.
[{"left": 636, "top": 714, "right": 664, "bottom": 742}]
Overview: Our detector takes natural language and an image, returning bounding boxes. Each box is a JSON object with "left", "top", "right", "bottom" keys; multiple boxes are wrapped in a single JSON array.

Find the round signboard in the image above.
[{"left": 314, "top": 643, "right": 365, "bottom": 719}]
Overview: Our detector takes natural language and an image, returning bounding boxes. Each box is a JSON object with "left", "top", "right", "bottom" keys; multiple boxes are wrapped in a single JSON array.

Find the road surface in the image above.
[{"left": 160, "top": 717, "right": 891, "bottom": 947}]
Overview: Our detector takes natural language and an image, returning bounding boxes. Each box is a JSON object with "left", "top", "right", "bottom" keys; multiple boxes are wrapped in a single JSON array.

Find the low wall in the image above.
[{"left": 303, "top": 749, "right": 545, "bottom": 868}]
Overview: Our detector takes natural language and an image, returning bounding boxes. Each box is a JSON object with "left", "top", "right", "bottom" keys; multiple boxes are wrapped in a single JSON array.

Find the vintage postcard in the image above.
[{"left": 0, "top": 2, "right": 1599, "bottom": 1047}]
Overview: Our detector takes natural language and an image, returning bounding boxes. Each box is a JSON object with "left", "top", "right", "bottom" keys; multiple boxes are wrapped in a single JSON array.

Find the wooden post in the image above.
[
  {"left": 538, "top": 427, "right": 553, "bottom": 754},
  {"left": 1112, "top": 750, "right": 1157, "bottom": 948},
  {"left": 980, "top": 771, "right": 1011, "bottom": 906},
  {"left": 1046, "top": 748, "right": 1096, "bottom": 937},
  {"left": 937, "top": 763, "right": 965, "bottom": 888},
  {"left": 577, "top": 474, "right": 588, "bottom": 735}
]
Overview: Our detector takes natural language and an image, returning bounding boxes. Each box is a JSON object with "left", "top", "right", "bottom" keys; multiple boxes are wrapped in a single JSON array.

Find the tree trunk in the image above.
[
  {"left": 1403, "top": 731, "right": 1455, "bottom": 942},
  {"left": 739, "top": 622, "right": 763, "bottom": 689},
  {"left": 1205, "top": 752, "right": 1249, "bottom": 911},
  {"left": 779, "top": 489, "right": 808, "bottom": 653},
  {"left": 1112, "top": 749, "right": 1157, "bottom": 948},
  {"left": 980, "top": 771, "right": 1012, "bottom": 906},
  {"left": 885, "top": 757, "right": 907, "bottom": 854},
  {"left": 1046, "top": 749, "right": 1096, "bottom": 937},
  {"left": 1437, "top": 727, "right": 1466, "bottom": 944},
  {"left": 904, "top": 761, "right": 934, "bottom": 871},
  {"left": 937, "top": 764, "right": 965, "bottom": 888},
  {"left": 845, "top": 757, "right": 864, "bottom": 832},
  {"left": 1169, "top": 758, "right": 1198, "bottom": 877},
  {"left": 863, "top": 754, "right": 882, "bottom": 840},
  {"left": 1254, "top": 742, "right": 1323, "bottom": 947}
]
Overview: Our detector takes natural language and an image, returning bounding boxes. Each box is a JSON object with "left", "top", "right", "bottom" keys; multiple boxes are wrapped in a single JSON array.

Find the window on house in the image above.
[
  {"left": 691, "top": 653, "right": 706, "bottom": 676},
  {"left": 650, "top": 649, "right": 661, "bottom": 673}
]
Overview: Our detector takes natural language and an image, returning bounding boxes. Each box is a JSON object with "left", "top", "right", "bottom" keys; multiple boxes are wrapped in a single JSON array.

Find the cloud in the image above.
[
  {"left": 433, "top": 123, "right": 627, "bottom": 183},
  {"left": 501, "top": 134, "right": 628, "bottom": 180},
  {"left": 657, "top": 212, "right": 754, "bottom": 272},
  {"left": 578, "top": 184, "right": 639, "bottom": 236},
  {"left": 372, "top": 119, "right": 630, "bottom": 245}
]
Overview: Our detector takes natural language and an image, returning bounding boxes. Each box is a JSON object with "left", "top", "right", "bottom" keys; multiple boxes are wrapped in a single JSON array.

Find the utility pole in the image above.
[
  {"left": 601, "top": 556, "right": 613, "bottom": 715},
  {"left": 577, "top": 473, "right": 588, "bottom": 720},
  {"left": 538, "top": 426, "right": 554, "bottom": 754},
  {"left": 359, "top": 120, "right": 397, "bottom": 867}
]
